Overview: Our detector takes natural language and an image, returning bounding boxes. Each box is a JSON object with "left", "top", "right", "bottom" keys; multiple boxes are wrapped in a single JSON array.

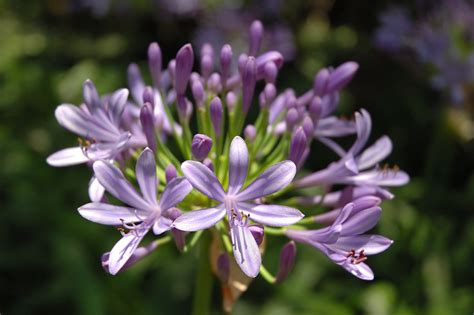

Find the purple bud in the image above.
[
  {"left": 175, "top": 44, "right": 194, "bottom": 95},
  {"left": 140, "top": 103, "right": 157, "bottom": 152},
  {"left": 168, "top": 208, "right": 186, "bottom": 252},
  {"left": 203, "top": 158, "right": 214, "bottom": 171},
  {"left": 248, "top": 225, "right": 264, "bottom": 246},
  {"left": 207, "top": 72, "right": 222, "bottom": 93},
  {"left": 264, "top": 83, "right": 277, "bottom": 104},
  {"left": 275, "top": 241, "right": 296, "bottom": 283},
  {"left": 201, "top": 55, "right": 213, "bottom": 79},
  {"left": 285, "top": 93, "right": 297, "bottom": 109},
  {"left": 238, "top": 53, "right": 248, "bottom": 74},
  {"left": 327, "top": 61, "right": 359, "bottom": 93},
  {"left": 309, "top": 96, "right": 323, "bottom": 122},
  {"left": 226, "top": 91, "right": 237, "bottom": 112},
  {"left": 102, "top": 241, "right": 158, "bottom": 274},
  {"left": 313, "top": 68, "right": 330, "bottom": 96},
  {"left": 177, "top": 95, "right": 188, "bottom": 118},
  {"left": 168, "top": 59, "right": 176, "bottom": 83},
  {"left": 217, "top": 253, "right": 230, "bottom": 283},
  {"left": 285, "top": 108, "right": 299, "bottom": 131},
  {"left": 210, "top": 97, "right": 223, "bottom": 136},
  {"left": 249, "top": 20, "right": 264, "bottom": 56},
  {"left": 288, "top": 127, "right": 307, "bottom": 165},
  {"left": 264, "top": 62, "right": 278, "bottom": 83},
  {"left": 165, "top": 164, "right": 177, "bottom": 183},
  {"left": 302, "top": 115, "right": 314, "bottom": 139},
  {"left": 242, "top": 56, "right": 257, "bottom": 114},
  {"left": 128, "top": 63, "right": 145, "bottom": 104},
  {"left": 148, "top": 42, "right": 162, "bottom": 88},
  {"left": 185, "top": 99, "right": 193, "bottom": 121},
  {"left": 244, "top": 124, "right": 256, "bottom": 141},
  {"left": 142, "top": 86, "right": 154, "bottom": 108},
  {"left": 351, "top": 195, "right": 382, "bottom": 213},
  {"left": 220, "top": 44, "right": 233, "bottom": 86},
  {"left": 192, "top": 134, "right": 213, "bottom": 161},
  {"left": 201, "top": 43, "right": 214, "bottom": 58},
  {"left": 256, "top": 51, "right": 283, "bottom": 80},
  {"left": 83, "top": 79, "right": 100, "bottom": 111},
  {"left": 191, "top": 80, "right": 205, "bottom": 108}
]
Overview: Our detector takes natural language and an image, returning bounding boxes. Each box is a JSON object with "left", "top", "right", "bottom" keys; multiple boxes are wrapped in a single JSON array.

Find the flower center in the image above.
[{"left": 346, "top": 249, "right": 367, "bottom": 264}]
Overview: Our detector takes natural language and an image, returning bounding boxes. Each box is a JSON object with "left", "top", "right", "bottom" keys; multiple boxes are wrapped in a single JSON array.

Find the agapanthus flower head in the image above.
[{"left": 48, "top": 20, "right": 408, "bottom": 304}]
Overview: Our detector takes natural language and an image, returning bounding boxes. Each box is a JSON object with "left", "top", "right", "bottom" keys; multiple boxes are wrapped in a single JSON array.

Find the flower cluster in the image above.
[
  {"left": 48, "top": 20, "right": 409, "bottom": 283},
  {"left": 375, "top": 0, "right": 474, "bottom": 104}
]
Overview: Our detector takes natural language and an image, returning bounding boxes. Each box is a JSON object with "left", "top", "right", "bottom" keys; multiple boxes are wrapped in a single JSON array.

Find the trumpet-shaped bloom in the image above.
[
  {"left": 173, "top": 136, "right": 304, "bottom": 277},
  {"left": 286, "top": 198, "right": 393, "bottom": 280},
  {"left": 78, "top": 148, "right": 192, "bottom": 274}
]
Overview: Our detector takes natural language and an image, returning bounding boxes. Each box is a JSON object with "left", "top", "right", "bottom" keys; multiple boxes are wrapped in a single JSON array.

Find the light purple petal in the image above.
[
  {"left": 230, "top": 225, "right": 261, "bottom": 278},
  {"left": 172, "top": 206, "right": 226, "bottom": 231},
  {"left": 228, "top": 136, "right": 249, "bottom": 194},
  {"left": 181, "top": 161, "right": 226, "bottom": 202},
  {"left": 340, "top": 261, "right": 374, "bottom": 281},
  {"left": 136, "top": 148, "right": 158, "bottom": 205},
  {"left": 109, "top": 88, "right": 129, "bottom": 124},
  {"left": 102, "top": 240, "right": 158, "bottom": 274},
  {"left": 236, "top": 161, "right": 296, "bottom": 201},
  {"left": 349, "top": 109, "right": 372, "bottom": 155},
  {"left": 314, "top": 116, "right": 356, "bottom": 138},
  {"left": 93, "top": 160, "right": 151, "bottom": 210},
  {"left": 153, "top": 216, "right": 173, "bottom": 235},
  {"left": 329, "top": 234, "right": 393, "bottom": 255},
  {"left": 159, "top": 177, "right": 193, "bottom": 210},
  {"left": 78, "top": 202, "right": 145, "bottom": 225},
  {"left": 46, "top": 147, "right": 89, "bottom": 167},
  {"left": 285, "top": 226, "right": 341, "bottom": 245},
  {"left": 342, "top": 169, "right": 410, "bottom": 186},
  {"left": 88, "top": 176, "right": 105, "bottom": 202},
  {"left": 108, "top": 232, "right": 146, "bottom": 275},
  {"left": 357, "top": 136, "right": 393, "bottom": 170},
  {"left": 341, "top": 207, "right": 381, "bottom": 236},
  {"left": 239, "top": 203, "right": 304, "bottom": 227}
]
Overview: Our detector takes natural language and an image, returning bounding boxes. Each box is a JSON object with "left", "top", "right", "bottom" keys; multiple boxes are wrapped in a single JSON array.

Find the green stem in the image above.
[
  {"left": 191, "top": 231, "right": 213, "bottom": 315},
  {"left": 259, "top": 265, "right": 276, "bottom": 284}
]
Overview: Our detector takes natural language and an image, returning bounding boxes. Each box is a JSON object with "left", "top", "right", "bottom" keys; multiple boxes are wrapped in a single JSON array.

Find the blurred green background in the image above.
[{"left": 1, "top": 0, "right": 473, "bottom": 314}]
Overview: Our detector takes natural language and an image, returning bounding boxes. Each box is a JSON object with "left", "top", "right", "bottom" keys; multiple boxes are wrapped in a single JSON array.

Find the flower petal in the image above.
[
  {"left": 181, "top": 161, "right": 226, "bottom": 202},
  {"left": 88, "top": 176, "right": 105, "bottom": 202},
  {"left": 341, "top": 207, "right": 381, "bottom": 236},
  {"left": 342, "top": 169, "right": 410, "bottom": 186},
  {"left": 230, "top": 225, "right": 261, "bottom": 278},
  {"left": 108, "top": 231, "right": 146, "bottom": 275},
  {"left": 349, "top": 109, "right": 372, "bottom": 156},
  {"left": 172, "top": 206, "right": 226, "bottom": 231},
  {"left": 228, "top": 136, "right": 249, "bottom": 194},
  {"left": 236, "top": 161, "right": 296, "bottom": 201},
  {"left": 159, "top": 177, "right": 193, "bottom": 210},
  {"left": 357, "top": 136, "right": 393, "bottom": 170},
  {"left": 340, "top": 261, "right": 374, "bottom": 281},
  {"left": 109, "top": 88, "right": 129, "bottom": 124},
  {"left": 239, "top": 203, "right": 304, "bottom": 227},
  {"left": 136, "top": 148, "right": 158, "bottom": 205},
  {"left": 78, "top": 202, "right": 146, "bottom": 225},
  {"left": 329, "top": 234, "right": 393, "bottom": 255},
  {"left": 46, "top": 147, "right": 89, "bottom": 167},
  {"left": 93, "top": 160, "right": 151, "bottom": 210},
  {"left": 153, "top": 216, "right": 173, "bottom": 235}
]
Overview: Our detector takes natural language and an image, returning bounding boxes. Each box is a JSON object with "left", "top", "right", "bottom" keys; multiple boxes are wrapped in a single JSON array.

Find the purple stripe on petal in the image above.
[
  {"left": 230, "top": 225, "right": 261, "bottom": 278},
  {"left": 236, "top": 161, "right": 296, "bottom": 201},
  {"left": 239, "top": 203, "right": 304, "bottom": 227},
  {"left": 228, "top": 136, "right": 249, "bottom": 195},
  {"left": 159, "top": 177, "right": 193, "bottom": 210},
  {"left": 181, "top": 161, "right": 226, "bottom": 202},
  {"left": 93, "top": 160, "right": 151, "bottom": 211},
  {"left": 78, "top": 202, "right": 145, "bottom": 225},
  {"left": 136, "top": 148, "right": 158, "bottom": 205},
  {"left": 46, "top": 147, "right": 89, "bottom": 167},
  {"left": 172, "top": 206, "right": 226, "bottom": 231}
]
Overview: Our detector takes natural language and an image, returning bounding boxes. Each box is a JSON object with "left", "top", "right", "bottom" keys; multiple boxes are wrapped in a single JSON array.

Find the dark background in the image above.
[{"left": 1, "top": 0, "right": 473, "bottom": 314}]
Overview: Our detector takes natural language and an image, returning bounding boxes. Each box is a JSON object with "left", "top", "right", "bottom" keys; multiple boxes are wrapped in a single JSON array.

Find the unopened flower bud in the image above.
[
  {"left": 142, "top": 86, "right": 154, "bottom": 109},
  {"left": 165, "top": 164, "right": 177, "bottom": 183},
  {"left": 148, "top": 42, "right": 162, "bottom": 88},
  {"left": 263, "top": 83, "right": 277, "bottom": 105},
  {"left": 238, "top": 53, "right": 248, "bottom": 74},
  {"left": 177, "top": 95, "right": 188, "bottom": 118},
  {"left": 168, "top": 59, "right": 176, "bottom": 83},
  {"left": 242, "top": 56, "right": 257, "bottom": 114},
  {"left": 288, "top": 127, "right": 307, "bottom": 166},
  {"left": 313, "top": 68, "right": 330, "bottom": 96},
  {"left": 249, "top": 20, "right": 264, "bottom": 56},
  {"left": 264, "top": 62, "right": 278, "bottom": 83},
  {"left": 128, "top": 63, "right": 145, "bottom": 104},
  {"left": 302, "top": 115, "right": 314, "bottom": 139},
  {"left": 192, "top": 134, "right": 213, "bottom": 161},
  {"left": 217, "top": 253, "right": 230, "bottom": 283},
  {"left": 309, "top": 96, "right": 323, "bottom": 122},
  {"left": 220, "top": 44, "right": 232, "bottom": 86},
  {"left": 175, "top": 44, "right": 194, "bottom": 95},
  {"left": 168, "top": 208, "right": 186, "bottom": 252},
  {"left": 248, "top": 225, "right": 264, "bottom": 246},
  {"left": 285, "top": 108, "right": 299, "bottom": 131},
  {"left": 256, "top": 51, "right": 283, "bottom": 80},
  {"left": 275, "top": 241, "right": 296, "bottom": 283},
  {"left": 327, "top": 61, "right": 358, "bottom": 93},
  {"left": 226, "top": 91, "right": 237, "bottom": 112},
  {"left": 140, "top": 103, "right": 157, "bottom": 152},
  {"left": 191, "top": 80, "right": 205, "bottom": 108},
  {"left": 207, "top": 72, "right": 222, "bottom": 93},
  {"left": 210, "top": 97, "right": 223, "bottom": 136},
  {"left": 203, "top": 158, "right": 214, "bottom": 172},
  {"left": 201, "top": 54, "right": 213, "bottom": 80},
  {"left": 244, "top": 124, "right": 256, "bottom": 141}
]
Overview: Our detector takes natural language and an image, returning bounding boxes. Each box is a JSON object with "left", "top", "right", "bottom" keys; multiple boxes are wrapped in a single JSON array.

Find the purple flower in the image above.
[
  {"left": 286, "top": 199, "right": 393, "bottom": 280},
  {"left": 173, "top": 136, "right": 303, "bottom": 277},
  {"left": 78, "top": 148, "right": 192, "bottom": 274}
]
